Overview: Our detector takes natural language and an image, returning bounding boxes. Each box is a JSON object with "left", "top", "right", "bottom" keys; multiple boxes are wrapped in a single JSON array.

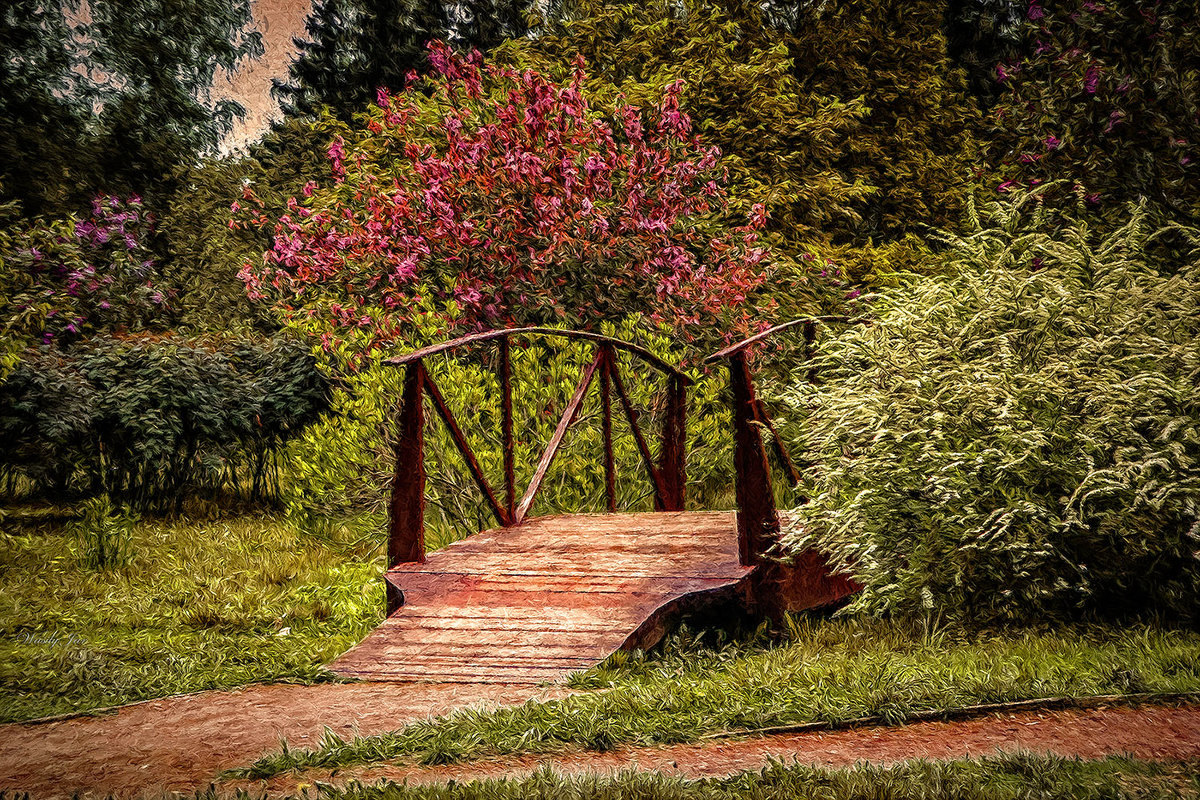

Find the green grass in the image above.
[
  {"left": 0, "top": 505, "right": 389, "bottom": 723},
  {"left": 211, "top": 755, "right": 1200, "bottom": 800},
  {"left": 237, "top": 617, "right": 1200, "bottom": 777}
]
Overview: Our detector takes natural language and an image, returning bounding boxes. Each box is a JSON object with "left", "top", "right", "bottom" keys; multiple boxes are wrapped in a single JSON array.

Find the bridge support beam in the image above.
[{"left": 657, "top": 373, "right": 687, "bottom": 511}]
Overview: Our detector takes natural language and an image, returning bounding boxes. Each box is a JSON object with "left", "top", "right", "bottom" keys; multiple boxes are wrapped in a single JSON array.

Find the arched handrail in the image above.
[
  {"left": 385, "top": 328, "right": 689, "bottom": 583},
  {"left": 706, "top": 316, "right": 868, "bottom": 565},
  {"left": 703, "top": 316, "right": 860, "bottom": 363},
  {"left": 387, "top": 327, "right": 692, "bottom": 382}
]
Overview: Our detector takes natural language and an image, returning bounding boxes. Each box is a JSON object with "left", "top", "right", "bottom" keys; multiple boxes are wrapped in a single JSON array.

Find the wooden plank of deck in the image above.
[{"left": 326, "top": 511, "right": 753, "bottom": 684}]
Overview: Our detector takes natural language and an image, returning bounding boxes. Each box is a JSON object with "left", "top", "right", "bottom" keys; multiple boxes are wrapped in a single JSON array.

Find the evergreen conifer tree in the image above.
[{"left": 273, "top": 0, "right": 529, "bottom": 121}]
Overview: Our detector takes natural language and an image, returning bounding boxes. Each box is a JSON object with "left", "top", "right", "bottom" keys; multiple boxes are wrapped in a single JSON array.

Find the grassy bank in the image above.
[
  {"left": 0, "top": 507, "right": 387, "bottom": 723},
  {"left": 239, "top": 617, "right": 1200, "bottom": 777},
  {"left": 223, "top": 755, "right": 1200, "bottom": 800}
]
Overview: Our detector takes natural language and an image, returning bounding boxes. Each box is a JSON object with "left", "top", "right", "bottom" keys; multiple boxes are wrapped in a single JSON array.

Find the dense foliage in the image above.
[
  {"left": 0, "top": 335, "right": 332, "bottom": 511},
  {"left": 0, "top": 0, "right": 262, "bottom": 216},
  {"left": 240, "top": 44, "right": 793, "bottom": 348},
  {"left": 506, "top": 0, "right": 982, "bottom": 250},
  {"left": 985, "top": 0, "right": 1200, "bottom": 223},
  {"left": 0, "top": 195, "right": 165, "bottom": 358},
  {"left": 274, "top": 0, "right": 528, "bottom": 120},
  {"left": 780, "top": 194, "right": 1200, "bottom": 624}
]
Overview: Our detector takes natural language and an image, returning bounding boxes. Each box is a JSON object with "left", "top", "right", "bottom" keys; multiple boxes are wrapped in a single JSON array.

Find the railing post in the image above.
[
  {"left": 389, "top": 360, "right": 427, "bottom": 575},
  {"left": 657, "top": 373, "right": 687, "bottom": 511},
  {"left": 729, "top": 351, "right": 778, "bottom": 566},
  {"left": 499, "top": 336, "right": 515, "bottom": 521},
  {"left": 599, "top": 346, "right": 617, "bottom": 513}
]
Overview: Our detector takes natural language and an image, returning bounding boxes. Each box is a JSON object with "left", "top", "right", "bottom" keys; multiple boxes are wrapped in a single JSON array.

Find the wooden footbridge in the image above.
[{"left": 329, "top": 322, "right": 859, "bottom": 684}]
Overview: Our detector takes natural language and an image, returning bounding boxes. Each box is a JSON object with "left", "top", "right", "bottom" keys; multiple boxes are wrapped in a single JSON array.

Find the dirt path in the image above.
[
  {"left": 2, "top": 687, "right": 1198, "bottom": 800},
  {"left": 0, "top": 682, "right": 566, "bottom": 800},
  {"left": 232, "top": 703, "right": 1200, "bottom": 797}
]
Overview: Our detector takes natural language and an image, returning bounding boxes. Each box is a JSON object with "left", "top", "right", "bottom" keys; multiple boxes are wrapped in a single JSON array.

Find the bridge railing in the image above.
[
  {"left": 705, "top": 316, "right": 865, "bottom": 566},
  {"left": 384, "top": 328, "right": 691, "bottom": 569}
]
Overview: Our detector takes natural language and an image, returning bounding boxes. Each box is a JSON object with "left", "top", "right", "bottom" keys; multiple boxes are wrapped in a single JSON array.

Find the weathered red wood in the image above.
[
  {"left": 658, "top": 373, "right": 687, "bottom": 511},
  {"left": 754, "top": 400, "right": 801, "bottom": 488},
  {"left": 729, "top": 351, "right": 779, "bottom": 566},
  {"left": 389, "top": 361, "right": 427, "bottom": 576},
  {"left": 328, "top": 511, "right": 857, "bottom": 684},
  {"left": 513, "top": 348, "right": 604, "bottom": 523},
  {"left": 499, "top": 336, "right": 515, "bottom": 520},
  {"left": 386, "top": 326, "right": 691, "bottom": 382},
  {"left": 703, "top": 315, "right": 860, "bottom": 363},
  {"left": 422, "top": 370, "right": 510, "bottom": 527},
  {"left": 803, "top": 319, "right": 819, "bottom": 385},
  {"left": 599, "top": 346, "right": 617, "bottom": 513},
  {"left": 607, "top": 358, "right": 670, "bottom": 508}
]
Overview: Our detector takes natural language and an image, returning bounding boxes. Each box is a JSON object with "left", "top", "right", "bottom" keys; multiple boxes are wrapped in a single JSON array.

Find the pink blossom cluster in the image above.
[{"left": 238, "top": 43, "right": 774, "bottom": 350}]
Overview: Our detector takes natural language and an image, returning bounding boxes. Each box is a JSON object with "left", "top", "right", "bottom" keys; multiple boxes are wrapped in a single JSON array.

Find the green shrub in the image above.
[
  {"left": 0, "top": 334, "right": 333, "bottom": 511},
  {"left": 779, "top": 193, "right": 1200, "bottom": 624}
]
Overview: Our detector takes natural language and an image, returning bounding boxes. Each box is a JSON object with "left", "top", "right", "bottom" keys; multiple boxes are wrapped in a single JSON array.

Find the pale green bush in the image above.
[{"left": 780, "top": 194, "right": 1200, "bottom": 624}]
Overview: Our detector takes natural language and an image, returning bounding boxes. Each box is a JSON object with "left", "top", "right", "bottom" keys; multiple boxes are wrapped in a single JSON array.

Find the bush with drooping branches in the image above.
[
  {"left": 778, "top": 191, "right": 1200, "bottom": 625},
  {"left": 238, "top": 43, "right": 819, "bottom": 351}
]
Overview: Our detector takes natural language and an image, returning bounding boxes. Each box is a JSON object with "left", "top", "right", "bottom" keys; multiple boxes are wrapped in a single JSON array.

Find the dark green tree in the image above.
[
  {"left": 0, "top": 0, "right": 92, "bottom": 215},
  {"left": 784, "top": 0, "right": 982, "bottom": 243},
  {"left": 507, "top": 0, "right": 980, "bottom": 249},
  {"left": 273, "top": 0, "right": 529, "bottom": 122},
  {"left": 0, "top": 0, "right": 263, "bottom": 216}
]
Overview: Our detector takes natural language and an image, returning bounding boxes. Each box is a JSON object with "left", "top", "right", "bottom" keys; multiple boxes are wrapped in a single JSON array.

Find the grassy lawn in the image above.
[
  {"left": 217, "top": 755, "right": 1200, "bottom": 800},
  {"left": 0, "top": 506, "right": 388, "bottom": 723},
  {"left": 238, "top": 617, "right": 1200, "bottom": 777}
]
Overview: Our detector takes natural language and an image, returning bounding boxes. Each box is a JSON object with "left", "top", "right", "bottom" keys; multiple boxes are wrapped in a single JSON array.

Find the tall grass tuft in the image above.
[{"left": 72, "top": 495, "right": 135, "bottom": 570}]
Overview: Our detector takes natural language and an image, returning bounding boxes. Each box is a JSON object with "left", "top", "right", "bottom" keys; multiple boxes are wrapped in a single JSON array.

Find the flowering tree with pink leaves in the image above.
[{"left": 238, "top": 44, "right": 783, "bottom": 350}]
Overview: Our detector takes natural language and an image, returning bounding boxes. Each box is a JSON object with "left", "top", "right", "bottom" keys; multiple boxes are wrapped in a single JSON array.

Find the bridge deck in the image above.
[{"left": 327, "top": 511, "right": 757, "bottom": 684}]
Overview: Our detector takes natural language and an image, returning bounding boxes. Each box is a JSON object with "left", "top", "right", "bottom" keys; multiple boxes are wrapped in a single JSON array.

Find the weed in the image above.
[{"left": 71, "top": 495, "right": 135, "bottom": 570}]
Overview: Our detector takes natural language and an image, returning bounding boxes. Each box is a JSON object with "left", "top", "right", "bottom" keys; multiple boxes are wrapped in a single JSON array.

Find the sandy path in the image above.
[
  {"left": 231, "top": 703, "right": 1200, "bottom": 797},
  {"left": 0, "top": 681, "right": 565, "bottom": 799}
]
